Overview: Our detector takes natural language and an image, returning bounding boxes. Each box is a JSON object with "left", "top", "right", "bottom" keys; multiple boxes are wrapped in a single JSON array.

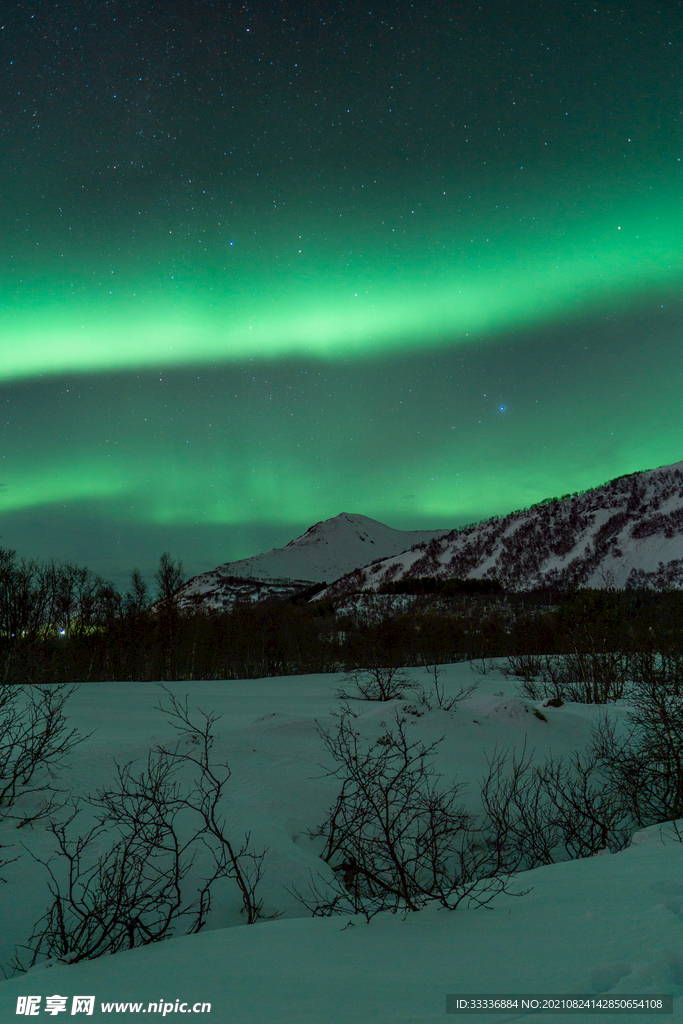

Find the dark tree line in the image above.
[{"left": 1, "top": 546, "right": 683, "bottom": 683}]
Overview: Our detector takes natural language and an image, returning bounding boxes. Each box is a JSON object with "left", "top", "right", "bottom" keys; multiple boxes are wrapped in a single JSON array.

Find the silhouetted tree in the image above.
[
  {"left": 125, "top": 568, "right": 150, "bottom": 619},
  {"left": 154, "top": 554, "right": 185, "bottom": 679}
]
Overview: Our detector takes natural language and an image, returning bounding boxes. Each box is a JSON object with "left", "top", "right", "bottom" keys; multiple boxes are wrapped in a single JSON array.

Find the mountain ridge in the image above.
[
  {"left": 318, "top": 460, "right": 683, "bottom": 599},
  {"left": 178, "top": 461, "right": 683, "bottom": 610}
]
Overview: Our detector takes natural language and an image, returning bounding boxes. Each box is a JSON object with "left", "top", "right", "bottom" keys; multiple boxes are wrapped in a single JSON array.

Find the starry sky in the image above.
[{"left": 2, "top": 0, "right": 683, "bottom": 591}]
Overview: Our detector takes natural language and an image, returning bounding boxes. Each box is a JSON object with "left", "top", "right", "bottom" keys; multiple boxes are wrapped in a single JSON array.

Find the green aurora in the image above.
[{"left": 4, "top": 178, "right": 683, "bottom": 381}]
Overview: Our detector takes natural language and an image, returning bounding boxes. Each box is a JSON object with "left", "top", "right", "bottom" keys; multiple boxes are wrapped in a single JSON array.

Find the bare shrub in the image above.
[
  {"left": 501, "top": 646, "right": 683, "bottom": 841},
  {"left": 336, "top": 666, "right": 415, "bottom": 702},
  {"left": 0, "top": 684, "right": 85, "bottom": 826},
  {"left": 627, "top": 650, "right": 683, "bottom": 699},
  {"left": 480, "top": 742, "right": 558, "bottom": 873},
  {"left": 501, "top": 655, "right": 546, "bottom": 683},
  {"left": 591, "top": 679, "right": 683, "bottom": 827},
  {"left": 508, "top": 659, "right": 564, "bottom": 702},
  {"left": 292, "top": 710, "right": 526, "bottom": 921},
  {"left": 543, "top": 651, "right": 628, "bottom": 704},
  {"left": 11, "top": 685, "right": 269, "bottom": 972},
  {"left": 480, "top": 735, "right": 634, "bottom": 875},
  {"left": 13, "top": 771, "right": 203, "bottom": 970},
  {"left": 405, "top": 664, "right": 479, "bottom": 713},
  {"left": 153, "top": 686, "right": 269, "bottom": 924},
  {"left": 469, "top": 657, "right": 498, "bottom": 677},
  {"left": 506, "top": 652, "right": 628, "bottom": 704}
]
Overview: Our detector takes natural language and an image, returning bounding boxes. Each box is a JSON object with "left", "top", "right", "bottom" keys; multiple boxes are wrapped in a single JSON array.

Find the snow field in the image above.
[{"left": 0, "top": 662, "right": 681, "bottom": 1023}]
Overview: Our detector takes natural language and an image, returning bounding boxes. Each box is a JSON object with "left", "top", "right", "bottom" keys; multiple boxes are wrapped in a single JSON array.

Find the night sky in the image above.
[{"left": 2, "top": 0, "right": 683, "bottom": 591}]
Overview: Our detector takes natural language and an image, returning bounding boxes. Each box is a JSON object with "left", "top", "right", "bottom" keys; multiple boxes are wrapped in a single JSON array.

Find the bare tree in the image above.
[
  {"left": 125, "top": 568, "right": 150, "bottom": 620},
  {"left": 154, "top": 554, "right": 185, "bottom": 679},
  {"left": 154, "top": 553, "right": 185, "bottom": 615},
  {"left": 0, "top": 549, "right": 57, "bottom": 643}
]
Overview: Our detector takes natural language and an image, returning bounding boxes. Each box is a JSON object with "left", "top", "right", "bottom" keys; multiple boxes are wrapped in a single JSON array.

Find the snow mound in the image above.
[
  {"left": 630, "top": 820, "right": 683, "bottom": 846},
  {"left": 245, "top": 713, "right": 321, "bottom": 739},
  {"left": 462, "top": 693, "right": 534, "bottom": 723}
]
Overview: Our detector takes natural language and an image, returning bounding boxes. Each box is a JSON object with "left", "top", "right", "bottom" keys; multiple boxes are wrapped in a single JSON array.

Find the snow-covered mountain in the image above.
[
  {"left": 177, "top": 513, "right": 450, "bottom": 609},
  {"left": 320, "top": 461, "right": 683, "bottom": 598}
]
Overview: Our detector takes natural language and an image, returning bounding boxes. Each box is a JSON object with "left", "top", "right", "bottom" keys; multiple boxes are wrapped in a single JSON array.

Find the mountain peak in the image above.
[{"left": 178, "top": 514, "right": 450, "bottom": 609}]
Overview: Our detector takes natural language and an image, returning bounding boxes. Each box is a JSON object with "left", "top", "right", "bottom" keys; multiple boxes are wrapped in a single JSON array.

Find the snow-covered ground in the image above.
[{"left": 1, "top": 663, "right": 682, "bottom": 1023}]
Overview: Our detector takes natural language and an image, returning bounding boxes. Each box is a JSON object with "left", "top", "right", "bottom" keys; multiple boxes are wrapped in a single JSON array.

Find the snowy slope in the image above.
[
  {"left": 0, "top": 666, "right": 682, "bottom": 1023},
  {"left": 178, "top": 513, "right": 450, "bottom": 609},
  {"left": 320, "top": 461, "right": 683, "bottom": 597}
]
